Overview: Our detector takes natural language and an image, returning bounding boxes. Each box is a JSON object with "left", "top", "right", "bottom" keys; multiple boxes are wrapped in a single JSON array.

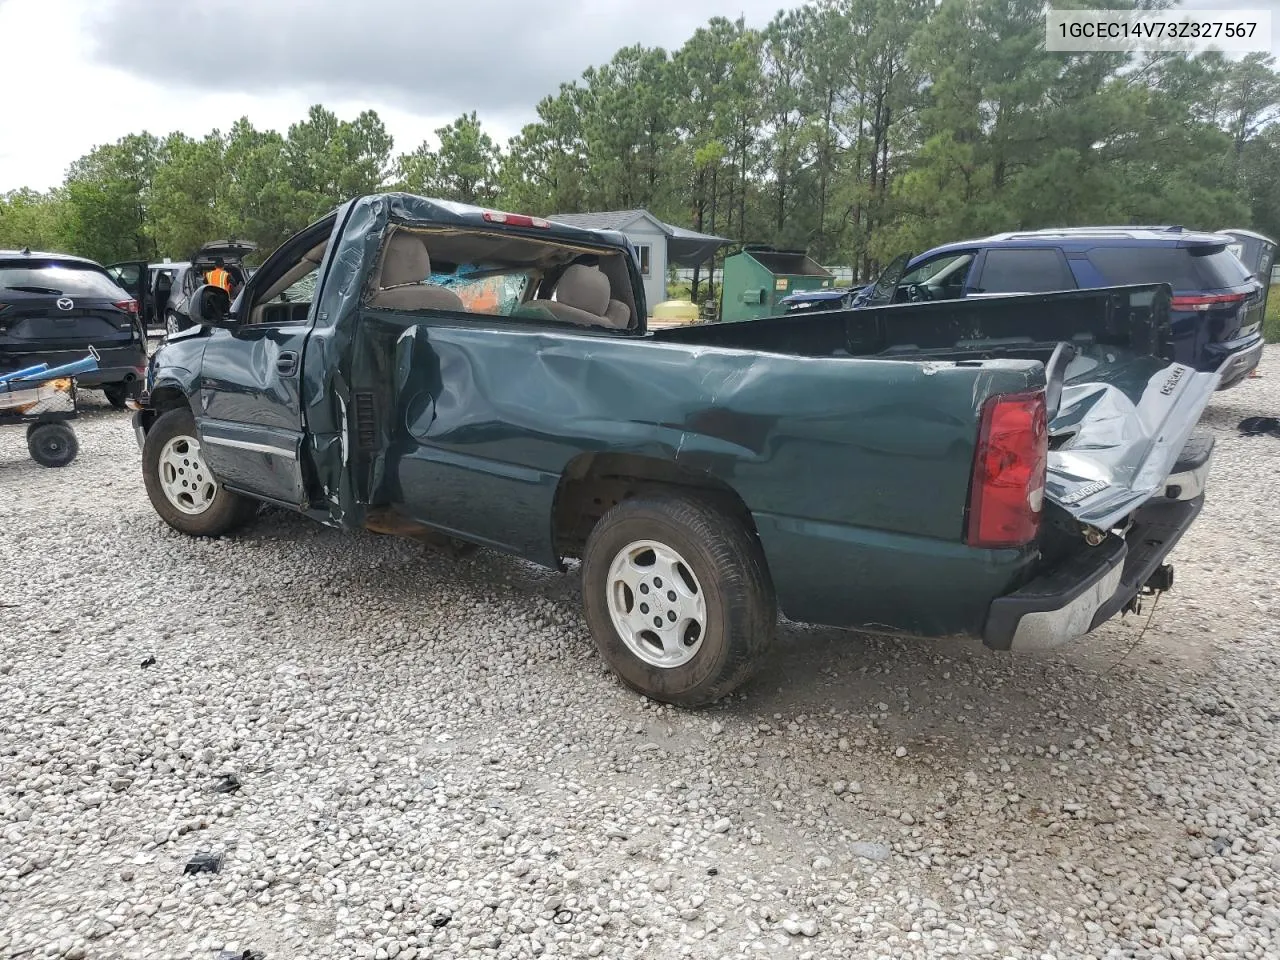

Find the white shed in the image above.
[{"left": 548, "top": 209, "right": 726, "bottom": 314}]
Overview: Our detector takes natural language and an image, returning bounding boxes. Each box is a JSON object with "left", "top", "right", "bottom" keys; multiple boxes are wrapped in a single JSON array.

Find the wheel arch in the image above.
[
  {"left": 137, "top": 382, "right": 197, "bottom": 435},
  {"left": 551, "top": 451, "right": 763, "bottom": 563}
]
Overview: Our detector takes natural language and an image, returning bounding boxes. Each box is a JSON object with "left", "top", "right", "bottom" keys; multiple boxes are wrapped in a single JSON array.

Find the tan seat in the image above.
[
  {"left": 369, "top": 231, "right": 464, "bottom": 312},
  {"left": 539, "top": 264, "right": 612, "bottom": 326},
  {"left": 603, "top": 299, "right": 631, "bottom": 329}
]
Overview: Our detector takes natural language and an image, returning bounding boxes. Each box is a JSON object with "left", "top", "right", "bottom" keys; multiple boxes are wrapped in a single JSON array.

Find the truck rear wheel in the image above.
[
  {"left": 582, "top": 495, "right": 776, "bottom": 707},
  {"left": 142, "top": 407, "right": 257, "bottom": 537}
]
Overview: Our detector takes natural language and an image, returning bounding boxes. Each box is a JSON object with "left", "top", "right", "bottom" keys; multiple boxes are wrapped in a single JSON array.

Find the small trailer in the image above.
[{"left": 0, "top": 349, "right": 99, "bottom": 467}]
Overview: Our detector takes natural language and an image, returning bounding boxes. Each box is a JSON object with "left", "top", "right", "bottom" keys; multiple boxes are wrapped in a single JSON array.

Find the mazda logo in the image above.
[{"left": 56, "top": 297, "right": 74, "bottom": 311}]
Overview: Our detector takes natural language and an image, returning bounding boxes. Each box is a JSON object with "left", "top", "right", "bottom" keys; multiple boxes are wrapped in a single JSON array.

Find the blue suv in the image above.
[{"left": 857, "top": 227, "right": 1266, "bottom": 389}]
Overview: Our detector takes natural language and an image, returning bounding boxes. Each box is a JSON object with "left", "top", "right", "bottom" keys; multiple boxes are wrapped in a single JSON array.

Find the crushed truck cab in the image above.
[{"left": 132, "top": 193, "right": 1219, "bottom": 706}]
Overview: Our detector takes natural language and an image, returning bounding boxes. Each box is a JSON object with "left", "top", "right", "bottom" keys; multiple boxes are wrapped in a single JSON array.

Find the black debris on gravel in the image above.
[
  {"left": 183, "top": 851, "right": 224, "bottom": 875},
  {"left": 1237, "top": 416, "right": 1280, "bottom": 437},
  {"left": 211, "top": 773, "right": 241, "bottom": 794}
]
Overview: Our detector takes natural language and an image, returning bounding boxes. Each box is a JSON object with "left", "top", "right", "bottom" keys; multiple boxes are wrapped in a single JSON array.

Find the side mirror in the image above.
[{"left": 188, "top": 284, "right": 235, "bottom": 328}]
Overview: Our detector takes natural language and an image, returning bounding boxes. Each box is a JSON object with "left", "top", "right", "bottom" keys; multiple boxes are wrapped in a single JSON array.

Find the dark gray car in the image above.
[
  {"left": 135, "top": 241, "right": 257, "bottom": 336},
  {"left": 3, "top": 250, "right": 149, "bottom": 408}
]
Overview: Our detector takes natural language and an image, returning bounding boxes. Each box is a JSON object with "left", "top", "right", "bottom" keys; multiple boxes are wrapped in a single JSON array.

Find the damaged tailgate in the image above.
[
  {"left": 986, "top": 346, "right": 1220, "bottom": 652},
  {"left": 1045, "top": 349, "right": 1219, "bottom": 530}
]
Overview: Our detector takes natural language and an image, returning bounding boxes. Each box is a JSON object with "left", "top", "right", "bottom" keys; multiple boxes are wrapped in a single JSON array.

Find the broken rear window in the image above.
[{"left": 429, "top": 267, "right": 532, "bottom": 316}]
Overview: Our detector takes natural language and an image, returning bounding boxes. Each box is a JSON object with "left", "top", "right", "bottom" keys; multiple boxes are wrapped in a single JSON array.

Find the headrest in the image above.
[
  {"left": 604, "top": 299, "right": 631, "bottom": 328},
  {"left": 554, "top": 264, "right": 610, "bottom": 317},
  {"left": 379, "top": 231, "right": 432, "bottom": 288}
]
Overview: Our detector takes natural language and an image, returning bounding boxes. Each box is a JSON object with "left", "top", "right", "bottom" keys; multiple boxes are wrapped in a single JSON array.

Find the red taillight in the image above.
[
  {"left": 1170, "top": 292, "right": 1248, "bottom": 312},
  {"left": 114, "top": 299, "right": 139, "bottom": 315},
  {"left": 966, "top": 390, "right": 1048, "bottom": 549},
  {"left": 482, "top": 210, "right": 549, "bottom": 228}
]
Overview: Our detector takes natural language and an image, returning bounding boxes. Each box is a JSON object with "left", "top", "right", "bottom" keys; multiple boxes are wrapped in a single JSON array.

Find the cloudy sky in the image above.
[
  {"left": 1, "top": 0, "right": 1277, "bottom": 193},
  {"left": 0, "top": 0, "right": 783, "bottom": 192}
]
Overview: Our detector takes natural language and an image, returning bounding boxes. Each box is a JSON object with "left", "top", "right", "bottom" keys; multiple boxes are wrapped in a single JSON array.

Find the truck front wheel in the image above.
[
  {"left": 142, "top": 407, "right": 258, "bottom": 537},
  {"left": 582, "top": 495, "right": 776, "bottom": 707}
]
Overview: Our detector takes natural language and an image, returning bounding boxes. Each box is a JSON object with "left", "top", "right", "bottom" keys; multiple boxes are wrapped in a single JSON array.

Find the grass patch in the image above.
[{"left": 1266, "top": 285, "right": 1280, "bottom": 343}]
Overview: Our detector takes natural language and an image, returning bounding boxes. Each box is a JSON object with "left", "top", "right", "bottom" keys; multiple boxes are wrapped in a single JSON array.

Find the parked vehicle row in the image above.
[
  {"left": 107, "top": 240, "right": 257, "bottom": 336},
  {"left": 132, "top": 194, "right": 1219, "bottom": 707},
  {"left": 1, "top": 240, "right": 260, "bottom": 409}
]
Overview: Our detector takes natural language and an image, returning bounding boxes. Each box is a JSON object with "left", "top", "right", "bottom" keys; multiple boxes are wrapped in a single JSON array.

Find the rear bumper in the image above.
[
  {"left": 983, "top": 495, "right": 1203, "bottom": 651},
  {"left": 1209, "top": 335, "right": 1264, "bottom": 390},
  {"left": 0, "top": 345, "right": 146, "bottom": 389}
]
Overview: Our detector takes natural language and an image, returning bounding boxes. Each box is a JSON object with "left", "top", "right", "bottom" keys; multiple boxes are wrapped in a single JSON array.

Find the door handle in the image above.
[{"left": 276, "top": 351, "right": 298, "bottom": 376}]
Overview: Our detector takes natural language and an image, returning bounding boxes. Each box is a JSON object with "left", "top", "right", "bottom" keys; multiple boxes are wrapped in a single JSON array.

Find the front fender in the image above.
[{"left": 145, "top": 336, "right": 206, "bottom": 400}]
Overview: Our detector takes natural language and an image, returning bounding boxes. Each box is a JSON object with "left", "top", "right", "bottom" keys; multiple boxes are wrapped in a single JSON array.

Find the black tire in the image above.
[
  {"left": 102, "top": 382, "right": 128, "bottom": 410},
  {"left": 26, "top": 422, "right": 79, "bottom": 468},
  {"left": 141, "top": 407, "right": 258, "bottom": 537},
  {"left": 165, "top": 311, "right": 187, "bottom": 336},
  {"left": 581, "top": 494, "right": 777, "bottom": 707}
]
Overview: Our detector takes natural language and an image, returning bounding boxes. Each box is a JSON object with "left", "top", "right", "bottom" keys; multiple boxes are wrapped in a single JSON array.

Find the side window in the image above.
[
  {"left": 634, "top": 245, "right": 652, "bottom": 277},
  {"left": 898, "top": 252, "right": 976, "bottom": 302},
  {"left": 976, "top": 248, "right": 1076, "bottom": 294}
]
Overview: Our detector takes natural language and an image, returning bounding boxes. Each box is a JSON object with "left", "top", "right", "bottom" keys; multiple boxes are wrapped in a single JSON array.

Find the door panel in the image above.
[
  {"left": 386, "top": 322, "right": 569, "bottom": 565},
  {"left": 106, "top": 260, "right": 149, "bottom": 307},
  {"left": 196, "top": 419, "right": 306, "bottom": 505},
  {"left": 105, "top": 260, "right": 150, "bottom": 338},
  {"left": 106, "top": 261, "right": 145, "bottom": 298},
  {"left": 197, "top": 322, "right": 311, "bottom": 506}
]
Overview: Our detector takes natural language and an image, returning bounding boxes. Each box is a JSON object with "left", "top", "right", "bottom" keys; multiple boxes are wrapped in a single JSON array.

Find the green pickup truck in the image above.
[{"left": 131, "top": 194, "right": 1219, "bottom": 706}]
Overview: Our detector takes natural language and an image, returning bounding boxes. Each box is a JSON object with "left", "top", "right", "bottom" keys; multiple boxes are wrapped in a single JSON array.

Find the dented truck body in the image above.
[{"left": 135, "top": 194, "right": 1217, "bottom": 683}]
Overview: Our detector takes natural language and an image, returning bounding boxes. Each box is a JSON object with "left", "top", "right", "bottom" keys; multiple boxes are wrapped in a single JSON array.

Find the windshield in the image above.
[{"left": 0, "top": 262, "right": 128, "bottom": 298}]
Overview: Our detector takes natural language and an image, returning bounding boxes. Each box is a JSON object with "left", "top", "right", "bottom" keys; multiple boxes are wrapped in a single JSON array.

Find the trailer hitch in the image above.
[
  {"left": 1143, "top": 563, "right": 1174, "bottom": 594},
  {"left": 1121, "top": 563, "right": 1174, "bottom": 617}
]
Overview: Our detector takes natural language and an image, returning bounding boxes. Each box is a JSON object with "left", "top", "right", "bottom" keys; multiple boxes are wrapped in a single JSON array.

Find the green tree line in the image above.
[{"left": 2, "top": 0, "right": 1277, "bottom": 293}]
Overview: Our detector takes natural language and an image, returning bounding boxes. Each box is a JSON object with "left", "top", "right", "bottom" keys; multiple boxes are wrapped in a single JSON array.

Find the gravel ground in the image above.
[{"left": 2, "top": 347, "right": 1279, "bottom": 960}]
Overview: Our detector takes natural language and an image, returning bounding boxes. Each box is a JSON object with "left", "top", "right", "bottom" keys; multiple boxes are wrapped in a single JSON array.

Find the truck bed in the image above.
[
  {"left": 651, "top": 283, "right": 1166, "bottom": 364},
  {"left": 653, "top": 285, "right": 1219, "bottom": 531}
]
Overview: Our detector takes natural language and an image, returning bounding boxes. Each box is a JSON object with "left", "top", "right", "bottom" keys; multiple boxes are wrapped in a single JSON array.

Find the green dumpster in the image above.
[{"left": 720, "top": 246, "right": 834, "bottom": 322}]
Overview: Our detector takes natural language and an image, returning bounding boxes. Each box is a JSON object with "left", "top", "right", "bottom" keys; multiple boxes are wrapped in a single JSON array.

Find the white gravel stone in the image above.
[{"left": 2, "top": 354, "right": 1279, "bottom": 960}]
